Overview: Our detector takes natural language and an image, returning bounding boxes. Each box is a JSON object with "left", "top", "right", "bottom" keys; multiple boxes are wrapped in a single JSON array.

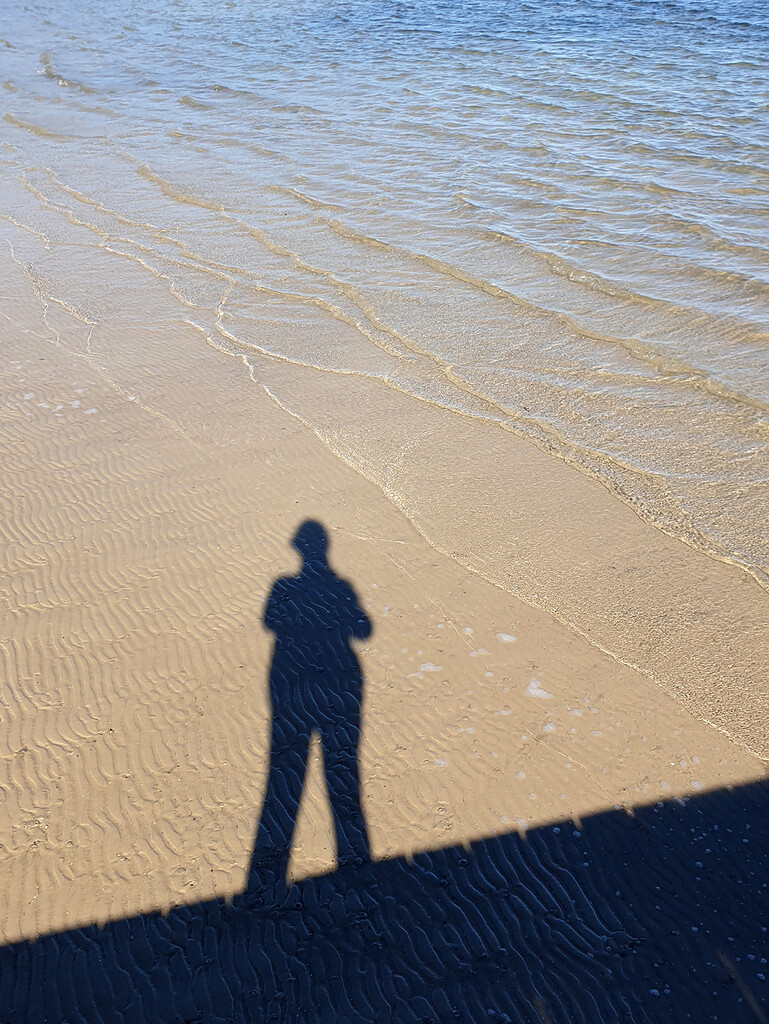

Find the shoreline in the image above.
[{"left": 1, "top": 240, "right": 767, "bottom": 945}]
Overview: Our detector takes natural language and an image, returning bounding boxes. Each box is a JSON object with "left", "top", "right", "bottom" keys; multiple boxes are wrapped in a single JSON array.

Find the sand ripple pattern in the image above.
[
  {"left": 0, "top": 267, "right": 284, "bottom": 941},
  {"left": 1, "top": 779, "right": 767, "bottom": 1023}
]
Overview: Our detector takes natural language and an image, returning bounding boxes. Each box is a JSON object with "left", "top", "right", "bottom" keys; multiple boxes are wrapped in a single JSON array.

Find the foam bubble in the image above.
[{"left": 525, "top": 678, "right": 552, "bottom": 699}]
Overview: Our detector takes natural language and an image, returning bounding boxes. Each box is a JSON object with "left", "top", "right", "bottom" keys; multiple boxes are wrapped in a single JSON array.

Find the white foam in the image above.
[{"left": 525, "top": 678, "right": 552, "bottom": 699}]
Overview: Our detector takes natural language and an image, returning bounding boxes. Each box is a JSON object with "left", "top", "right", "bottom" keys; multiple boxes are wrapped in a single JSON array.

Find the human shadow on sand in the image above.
[
  {"left": 246, "top": 519, "right": 371, "bottom": 896},
  {"left": 1, "top": 523, "right": 767, "bottom": 1023}
]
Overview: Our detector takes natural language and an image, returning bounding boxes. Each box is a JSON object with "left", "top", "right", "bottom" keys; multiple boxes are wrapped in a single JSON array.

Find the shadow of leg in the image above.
[
  {"left": 324, "top": 716, "right": 369, "bottom": 868},
  {"left": 246, "top": 716, "right": 310, "bottom": 902}
]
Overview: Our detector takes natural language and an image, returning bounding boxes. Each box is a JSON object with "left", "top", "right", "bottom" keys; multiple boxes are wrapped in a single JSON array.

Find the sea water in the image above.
[{"left": 1, "top": 0, "right": 768, "bottom": 585}]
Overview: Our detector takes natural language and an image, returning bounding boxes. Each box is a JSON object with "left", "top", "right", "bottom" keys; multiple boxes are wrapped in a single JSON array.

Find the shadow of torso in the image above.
[{"left": 266, "top": 565, "right": 368, "bottom": 719}]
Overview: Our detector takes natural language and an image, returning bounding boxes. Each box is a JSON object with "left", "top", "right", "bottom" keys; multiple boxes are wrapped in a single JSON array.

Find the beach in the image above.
[{"left": 1, "top": 0, "right": 769, "bottom": 1019}]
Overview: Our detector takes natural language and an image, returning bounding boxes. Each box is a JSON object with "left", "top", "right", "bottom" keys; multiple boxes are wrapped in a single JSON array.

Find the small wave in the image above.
[
  {"left": 270, "top": 103, "right": 325, "bottom": 116},
  {"left": 266, "top": 184, "right": 347, "bottom": 211},
  {"left": 134, "top": 164, "right": 224, "bottom": 212},
  {"left": 477, "top": 224, "right": 769, "bottom": 343},
  {"left": 2, "top": 112, "right": 69, "bottom": 140},
  {"left": 36, "top": 53, "right": 96, "bottom": 94},
  {"left": 178, "top": 95, "right": 213, "bottom": 110}
]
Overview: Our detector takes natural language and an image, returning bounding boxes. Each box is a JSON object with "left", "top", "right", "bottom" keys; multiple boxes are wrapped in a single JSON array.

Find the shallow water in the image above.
[{"left": 2, "top": 0, "right": 769, "bottom": 584}]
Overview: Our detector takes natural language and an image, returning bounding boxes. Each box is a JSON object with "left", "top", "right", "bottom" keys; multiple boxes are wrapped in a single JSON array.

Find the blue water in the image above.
[{"left": 1, "top": 0, "right": 768, "bottom": 580}]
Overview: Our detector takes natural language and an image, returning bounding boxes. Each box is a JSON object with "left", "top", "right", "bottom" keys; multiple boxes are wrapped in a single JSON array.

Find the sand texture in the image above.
[
  {"left": 3, "top": 780, "right": 768, "bottom": 1024},
  {"left": 1, "top": 240, "right": 768, "bottom": 1021}
]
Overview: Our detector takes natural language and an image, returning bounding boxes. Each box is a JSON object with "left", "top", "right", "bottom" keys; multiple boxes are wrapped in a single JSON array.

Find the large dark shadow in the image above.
[
  {"left": 2, "top": 783, "right": 767, "bottom": 1023},
  {"left": 247, "top": 520, "right": 371, "bottom": 897},
  {"left": 1, "top": 524, "right": 767, "bottom": 1022}
]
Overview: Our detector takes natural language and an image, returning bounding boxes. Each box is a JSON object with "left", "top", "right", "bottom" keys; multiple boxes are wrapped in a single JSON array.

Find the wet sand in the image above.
[{"left": 1, "top": 237, "right": 769, "bottom": 1019}]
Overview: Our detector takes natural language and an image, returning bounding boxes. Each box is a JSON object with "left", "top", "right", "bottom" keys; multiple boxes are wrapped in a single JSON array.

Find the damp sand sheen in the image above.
[{"left": 1, "top": 0, "right": 769, "bottom": 1019}]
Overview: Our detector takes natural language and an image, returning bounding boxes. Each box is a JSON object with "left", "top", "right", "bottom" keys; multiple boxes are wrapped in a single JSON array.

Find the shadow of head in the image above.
[{"left": 291, "top": 519, "right": 328, "bottom": 565}]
